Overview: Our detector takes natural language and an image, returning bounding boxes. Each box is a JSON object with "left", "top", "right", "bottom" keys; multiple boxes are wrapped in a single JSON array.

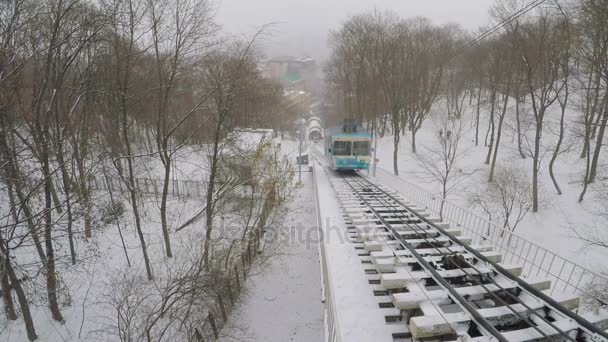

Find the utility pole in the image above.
[
  {"left": 298, "top": 117, "right": 305, "bottom": 183},
  {"left": 298, "top": 129, "right": 302, "bottom": 182},
  {"left": 373, "top": 126, "right": 378, "bottom": 177}
]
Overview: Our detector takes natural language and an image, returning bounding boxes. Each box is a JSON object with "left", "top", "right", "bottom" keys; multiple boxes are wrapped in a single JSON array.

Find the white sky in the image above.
[{"left": 216, "top": 0, "right": 496, "bottom": 62}]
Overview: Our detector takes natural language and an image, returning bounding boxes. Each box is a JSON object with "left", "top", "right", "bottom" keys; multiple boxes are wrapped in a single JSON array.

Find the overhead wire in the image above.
[{"left": 448, "top": 0, "right": 550, "bottom": 60}]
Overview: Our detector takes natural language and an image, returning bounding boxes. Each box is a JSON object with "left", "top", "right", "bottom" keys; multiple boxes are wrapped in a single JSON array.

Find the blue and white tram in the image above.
[{"left": 325, "top": 121, "right": 372, "bottom": 171}]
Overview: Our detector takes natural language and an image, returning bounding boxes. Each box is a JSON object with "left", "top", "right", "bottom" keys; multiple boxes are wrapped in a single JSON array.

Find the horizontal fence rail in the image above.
[
  {"left": 374, "top": 166, "right": 608, "bottom": 308},
  {"left": 90, "top": 175, "right": 207, "bottom": 198},
  {"left": 87, "top": 174, "right": 277, "bottom": 340}
]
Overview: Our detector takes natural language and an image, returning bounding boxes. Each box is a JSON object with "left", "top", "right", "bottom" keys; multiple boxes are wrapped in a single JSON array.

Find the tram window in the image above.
[
  {"left": 333, "top": 141, "right": 352, "bottom": 156},
  {"left": 353, "top": 141, "right": 370, "bottom": 156}
]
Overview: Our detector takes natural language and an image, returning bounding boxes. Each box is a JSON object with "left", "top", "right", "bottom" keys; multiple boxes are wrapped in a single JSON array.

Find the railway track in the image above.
[{"left": 316, "top": 159, "right": 608, "bottom": 341}]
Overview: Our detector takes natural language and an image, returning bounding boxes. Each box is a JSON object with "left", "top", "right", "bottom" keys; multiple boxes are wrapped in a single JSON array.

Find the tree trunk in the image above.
[
  {"left": 489, "top": 91, "right": 509, "bottom": 182},
  {"left": 0, "top": 129, "right": 47, "bottom": 263},
  {"left": 42, "top": 142, "right": 64, "bottom": 322},
  {"left": 485, "top": 90, "right": 496, "bottom": 164},
  {"left": 204, "top": 119, "right": 222, "bottom": 270},
  {"left": 516, "top": 96, "right": 525, "bottom": 158},
  {"left": 160, "top": 146, "right": 173, "bottom": 258},
  {"left": 411, "top": 127, "right": 417, "bottom": 154},
  {"left": 0, "top": 247, "right": 37, "bottom": 340},
  {"left": 592, "top": 94, "right": 604, "bottom": 140},
  {"left": 392, "top": 118, "right": 400, "bottom": 176},
  {"left": 12, "top": 179, "right": 47, "bottom": 263},
  {"left": 103, "top": 169, "right": 131, "bottom": 267},
  {"left": 532, "top": 118, "right": 542, "bottom": 212},
  {"left": 580, "top": 72, "right": 601, "bottom": 158},
  {"left": 1, "top": 256, "right": 17, "bottom": 320},
  {"left": 120, "top": 96, "right": 153, "bottom": 280},
  {"left": 439, "top": 182, "right": 447, "bottom": 221},
  {"left": 469, "top": 87, "right": 474, "bottom": 105},
  {"left": 372, "top": 120, "right": 378, "bottom": 177},
  {"left": 475, "top": 80, "right": 482, "bottom": 146},
  {"left": 56, "top": 141, "right": 77, "bottom": 265},
  {"left": 588, "top": 93, "right": 608, "bottom": 183},
  {"left": 549, "top": 84, "right": 568, "bottom": 195},
  {"left": 75, "top": 144, "right": 92, "bottom": 239},
  {"left": 50, "top": 179, "right": 63, "bottom": 214},
  {"left": 579, "top": 134, "right": 592, "bottom": 202}
]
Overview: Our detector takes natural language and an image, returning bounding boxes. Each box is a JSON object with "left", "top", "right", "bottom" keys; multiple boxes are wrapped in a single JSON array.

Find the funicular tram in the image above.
[{"left": 324, "top": 119, "right": 372, "bottom": 171}]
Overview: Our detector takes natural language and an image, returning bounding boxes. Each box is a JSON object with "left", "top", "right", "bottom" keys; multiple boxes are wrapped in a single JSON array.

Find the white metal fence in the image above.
[
  {"left": 90, "top": 175, "right": 207, "bottom": 198},
  {"left": 313, "top": 164, "right": 342, "bottom": 342},
  {"left": 374, "top": 167, "right": 608, "bottom": 307}
]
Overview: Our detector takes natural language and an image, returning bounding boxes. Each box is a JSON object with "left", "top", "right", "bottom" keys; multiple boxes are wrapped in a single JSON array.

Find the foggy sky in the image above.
[{"left": 216, "top": 0, "right": 496, "bottom": 62}]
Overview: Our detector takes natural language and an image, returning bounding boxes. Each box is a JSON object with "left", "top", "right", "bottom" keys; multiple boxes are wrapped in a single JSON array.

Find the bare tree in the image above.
[
  {"left": 578, "top": 0, "right": 608, "bottom": 186},
  {"left": 200, "top": 32, "right": 268, "bottom": 270},
  {"left": 326, "top": 13, "right": 454, "bottom": 174},
  {"left": 445, "top": 51, "right": 470, "bottom": 121},
  {"left": 103, "top": 0, "right": 155, "bottom": 280},
  {"left": 469, "top": 166, "right": 533, "bottom": 235},
  {"left": 147, "top": 0, "right": 215, "bottom": 258},
  {"left": 511, "top": 6, "right": 568, "bottom": 212},
  {"left": 415, "top": 115, "right": 466, "bottom": 220},
  {"left": 548, "top": 6, "right": 572, "bottom": 195},
  {"left": 466, "top": 37, "right": 489, "bottom": 147},
  {"left": 405, "top": 19, "right": 452, "bottom": 154},
  {"left": 486, "top": 37, "right": 513, "bottom": 183}
]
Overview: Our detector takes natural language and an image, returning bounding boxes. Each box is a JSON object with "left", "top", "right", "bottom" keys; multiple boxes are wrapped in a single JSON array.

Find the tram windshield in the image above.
[
  {"left": 333, "top": 141, "right": 352, "bottom": 156},
  {"left": 353, "top": 141, "right": 370, "bottom": 156}
]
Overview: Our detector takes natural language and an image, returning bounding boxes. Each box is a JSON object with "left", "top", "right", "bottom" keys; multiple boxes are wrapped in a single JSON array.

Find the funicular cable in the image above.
[
  {"left": 344, "top": 174, "right": 577, "bottom": 341},
  {"left": 349, "top": 174, "right": 606, "bottom": 341},
  {"left": 336, "top": 174, "right": 467, "bottom": 340},
  {"left": 341, "top": 174, "right": 510, "bottom": 342}
]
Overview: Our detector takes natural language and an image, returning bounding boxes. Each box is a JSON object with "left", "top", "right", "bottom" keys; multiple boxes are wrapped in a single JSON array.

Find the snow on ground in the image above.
[
  {"left": 219, "top": 170, "right": 323, "bottom": 342},
  {"left": 1, "top": 189, "right": 208, "bottom": 341},
  {"left": 370, "top": 95, "right": 608, "bottom": 272},
  {"left": 138, "top": 145, "right": 210, "bottom": 182},
  {"left": 0, "top": 133, "right": 313, "bottom": 342}
]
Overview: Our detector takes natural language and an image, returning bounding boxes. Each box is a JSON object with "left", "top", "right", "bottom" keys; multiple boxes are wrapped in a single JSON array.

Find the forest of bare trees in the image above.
[
  {"left": 3, "top": 0, "right": 608, "bottom": 339},
  {"left": 325, "top": 0, "right": 608, "bottom": 213},
  {"left": 0, "top": 0, "right": 298, "bottom": 340}
]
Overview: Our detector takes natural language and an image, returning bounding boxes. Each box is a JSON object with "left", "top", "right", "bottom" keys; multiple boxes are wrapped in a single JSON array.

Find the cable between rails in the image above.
[
  {"left": 343, "top": 174, "right": 581, "bottom": 341},
  {"left": 349, "top": 173, "right": 608, "bottom": 341}
]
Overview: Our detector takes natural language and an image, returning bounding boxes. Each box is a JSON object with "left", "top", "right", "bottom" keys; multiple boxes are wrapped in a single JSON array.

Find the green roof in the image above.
[{"left": 283, "top": 73, "right": 302, "bottom": 84}]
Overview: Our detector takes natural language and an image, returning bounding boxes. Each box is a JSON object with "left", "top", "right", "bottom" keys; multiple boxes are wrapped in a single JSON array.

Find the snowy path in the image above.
[{"left": 219, "top": 171, "right": 324, "bottom": 342}]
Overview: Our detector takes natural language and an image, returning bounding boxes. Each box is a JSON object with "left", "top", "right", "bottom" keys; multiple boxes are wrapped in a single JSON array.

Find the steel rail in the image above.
[
  {"left": 345, "top": 175, "right": 561, "bottom": 341},
  {"left": 351, "top": 173, "right": 608, "bottom": 341},
  {"left": 340, "top": 174, "right": 510, "bottom": 342},
  {"left": 312, "top": 150, "right": 463, "bottom": 339},
  {"left": 375, "top": 165, "right": 608, "bottom": 299},
  {"left": 347, "top": 175, "right": 599, "bottom": 341},
  {"left": 338, "top": 176, "right": 466, "bottom": 339}
]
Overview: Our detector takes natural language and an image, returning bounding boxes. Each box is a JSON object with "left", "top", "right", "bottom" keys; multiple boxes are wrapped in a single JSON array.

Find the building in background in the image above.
[{"left": 264, "top": 56, "right": 320, "bottom": 95}]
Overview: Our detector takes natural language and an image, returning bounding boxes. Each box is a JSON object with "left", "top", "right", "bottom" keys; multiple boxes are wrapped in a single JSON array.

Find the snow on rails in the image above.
[{"left": 313, "top": 159, "right": 608, "bottom": 342}]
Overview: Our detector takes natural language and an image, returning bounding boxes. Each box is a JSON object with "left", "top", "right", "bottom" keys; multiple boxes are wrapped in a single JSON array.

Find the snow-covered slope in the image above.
[{"left": 371, "top": 93, "right": 608, "bottom": 271}]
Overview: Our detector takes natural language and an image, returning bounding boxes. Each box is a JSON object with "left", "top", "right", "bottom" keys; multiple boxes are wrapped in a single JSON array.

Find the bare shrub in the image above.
[
  {"left": 468, "top": 166, "right": 533, "bottom": 235},
  {"left": 415, "top": 114, "right": 467, "bottom": 220}
]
